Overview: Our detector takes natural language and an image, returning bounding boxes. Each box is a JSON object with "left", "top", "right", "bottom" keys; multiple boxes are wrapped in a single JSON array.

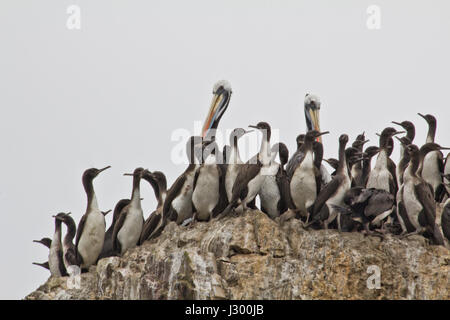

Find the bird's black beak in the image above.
[
  {"left": 98, "top": 166, "right": 111, "bottom": 174},
  {"left": 316, "top": 131, "right": 330, "bottom": 138}
]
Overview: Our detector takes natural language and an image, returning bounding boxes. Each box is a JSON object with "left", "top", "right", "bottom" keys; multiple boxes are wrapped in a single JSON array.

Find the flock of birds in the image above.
[{"left": 33, "top": 80, "right": 450, "bottom": 278}]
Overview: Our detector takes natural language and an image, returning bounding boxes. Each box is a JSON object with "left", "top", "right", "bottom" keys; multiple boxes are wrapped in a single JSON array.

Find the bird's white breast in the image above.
[
  {"left": 327, "top": 176, "right": 351, "bottom": 207},
  {"left": 422, "top": 151, "right": 442, "bottom": 192},
  {"left": 259, "top": 173, "right": 281, "bottom": 218},
  {"left": 366, "top": 151, "right": 391, "bottom": 192},
  {"left": 192, "top": 165, "right": 220, "bottom": 220},
  {"left": 172, "top": 173, "right": 195, "bottom": 224},
  {"left": 290, "top": 152, "right": 316, "bottom": 210},
  {"left": 77, "top": 210, "right": 105, "bottom": 268},
  {"left": 245, "top": 170, "right": 265, "bottom": 205},
  {"left": 225, "top": 164, "right": 241, "bottom": 202},
  {"left": 117, "top": 205, "right": 144, "bottom": 254},
  {"left": 402, "top": 181, "right": 423, "bottom": 230}
]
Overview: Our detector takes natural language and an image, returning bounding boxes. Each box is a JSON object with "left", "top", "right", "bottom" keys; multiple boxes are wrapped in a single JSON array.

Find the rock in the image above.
[{"left": 25, "top": 209, "right": 450, "bottom": 300}]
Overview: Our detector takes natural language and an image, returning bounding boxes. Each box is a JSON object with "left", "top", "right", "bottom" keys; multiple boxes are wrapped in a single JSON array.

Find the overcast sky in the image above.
[{"left": 0, "top": 1, "right": 449, "bottom": 299}]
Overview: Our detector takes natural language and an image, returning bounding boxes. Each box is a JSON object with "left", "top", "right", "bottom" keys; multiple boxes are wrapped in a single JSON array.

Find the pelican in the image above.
[
  {"left": 304, "top": 94, "right": 332, "bottom": 185},
  {"left": 201, "top": 80, "right": 232, "bottom": 140}
]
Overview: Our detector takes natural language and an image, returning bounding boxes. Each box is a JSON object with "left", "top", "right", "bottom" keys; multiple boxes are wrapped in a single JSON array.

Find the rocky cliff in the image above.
[{"left": 26, "top": 209, "right": 449, "bottom": 300}]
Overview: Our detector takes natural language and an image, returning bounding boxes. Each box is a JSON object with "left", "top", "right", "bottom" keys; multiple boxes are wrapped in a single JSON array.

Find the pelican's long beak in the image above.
[
  {"left": 202, "top": 89, "right": 231, "bottom": 139},
  {"left": 309, "top": 108, "right": 322, "bottom": 143}
]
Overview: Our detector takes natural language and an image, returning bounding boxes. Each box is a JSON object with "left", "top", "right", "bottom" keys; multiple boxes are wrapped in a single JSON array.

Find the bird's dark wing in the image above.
[
  {"left": 397, "top": 199, "right": 413, "bottom": 233},
  {"left": 312, "top": 177, "right": 340, "bottom": 217},
  {"left": 314, "top": 166, "right": 322, "bottom": 195},
  {"left": 276, "top": 169, "right": 294, "bottom": 211},
  {"left": 139, "top": 211, "right": 161, "bottom": 245},
  {"left": 364, "top": 191, "right": 394, "bottom": 217},
  {"left": 442, "top": 204, "right": 450, "bottom": 241},
  {"left": 214, "top": 164, "right": 228, "bottom": 216},
  {"left": 231, "top": 163, "right": 260, "bottom": 199},
  {"left": 414, "top": 183, "right": 445, "bottom": 246},
  {"left": 57, "top": 247, "right": 67, "bottom": 276},
  {"left": 414, "top": 182, "right": 437, "bottom": 227},
  {"left": 193, "top": 167, "right": 200, "bottom": 191},
  {"left": 435, "top": 150, "right": 444, "bottom": 174},
  {"left": 286, "top": 150, "right": 305, "bottom": 180},
  {"left": 75, "top": 214, "right": 87, "bottom": 250},
  {"left": 65, "top": 246, "right": 79, "bottom": 266},
  {"left": 411, "top": 183, "right": 442, "bottom": 245},
  {"left": 387, "top": 159, "right": 398, "bottom": 193},
  {"left": 330, "top": 204, "right": 353, "bottom": 215},
  {"left": 162, "top": 173, "right": 187, "bottom": 220},
  {"left": 111, "top": 206, "right": 129, "bottom": 253}
]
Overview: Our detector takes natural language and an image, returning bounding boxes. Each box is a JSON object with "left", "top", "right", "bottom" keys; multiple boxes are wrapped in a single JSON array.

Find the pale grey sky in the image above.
[{"left": 0, "top": 1, "right": 449, "bottom": 299}]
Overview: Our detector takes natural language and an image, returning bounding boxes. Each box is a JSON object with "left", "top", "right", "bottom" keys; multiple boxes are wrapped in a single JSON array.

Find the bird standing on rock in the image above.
[
  {"left": 259, "top": 142, "right": 292, "bottom": 219},
  {"left": 418, "top": 113, "right": 447, "bottom": 202},
  {"left": 112, "top": 167, "right": 145, "bottom": 255},
  {"left": 398, "top": 144, "right": 445, "bottom": 245},
  {"left": 308, "top": 134, "right": 352, "bottom": 230},
  {"left": 139, "top": 170, "right": 167, "bottom": 244},
  {"left": 287, "top": 130, "right": 329, "bottom": 221},
  {"left": 366, "top": 128, "right": 404, "bottom": 194},
  {"left": 192, "top": 140, "right": 224, "bottom": 222},
  {"left": 75, "top": 166, "right": 111, "bottom": 270},
  {"left": 219, "top": 122, "right": 273, "bottom": 218}
]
